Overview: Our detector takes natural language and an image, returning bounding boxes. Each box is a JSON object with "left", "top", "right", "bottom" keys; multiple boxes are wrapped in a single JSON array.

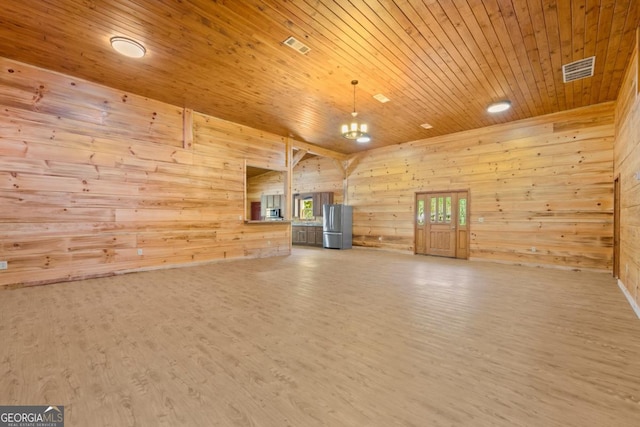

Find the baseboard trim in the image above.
[{"left": 617, "top": 279, "right": 640, "bottom": 319}]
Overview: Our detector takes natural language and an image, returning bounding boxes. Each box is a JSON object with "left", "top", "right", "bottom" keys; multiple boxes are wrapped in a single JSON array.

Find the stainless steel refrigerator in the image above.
[{"left": 322, "top": 204, "right": 353, "bottom": 249}]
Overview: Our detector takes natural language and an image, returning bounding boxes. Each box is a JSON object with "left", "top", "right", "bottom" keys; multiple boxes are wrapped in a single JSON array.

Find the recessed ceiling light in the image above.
[
  {"left": 420, "top": 123, "right": 433, "bottom": 129},
  {"left": 487, "top": 101, "right": 511, "bottom": 113},
  {"left": 110, "top": 37, "right": 146, "bottom": 58}
]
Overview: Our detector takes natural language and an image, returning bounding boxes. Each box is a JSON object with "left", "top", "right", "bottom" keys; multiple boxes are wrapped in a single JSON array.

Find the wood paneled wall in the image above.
[
  {"left": 292, "top": 156, "right": 344, "bottom": 203},
  {"left": 0, "top": 57, "right": 290, "bottom": 288},
  {"left": 614, "top": 28, "right": 640, "bottom": 308},
  {"left": 342, "top": 104, "right": 615, "bottom": 270}
]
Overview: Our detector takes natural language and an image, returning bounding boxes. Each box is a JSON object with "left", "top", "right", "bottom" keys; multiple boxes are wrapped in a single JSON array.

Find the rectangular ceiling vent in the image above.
[
  {"left": 373, "top": 93, "right": 390, "bottom": 103},
  {"left": 562, "top": 56, "right": 595, "bottom": 83},
  {"left": 283, "top": 36, "right": 311, "bottom": 55}
]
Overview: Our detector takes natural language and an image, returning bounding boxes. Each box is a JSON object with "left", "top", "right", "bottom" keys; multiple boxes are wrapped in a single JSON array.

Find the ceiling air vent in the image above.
[
  {"left": 283, "top": 36, "right": 310, "bottom": 55},
  {"left": 562, "top": 56, "right": 595, "bottom": 83},
  {"left": 373, "top": 93, "right": 390, "bottom": 103}
]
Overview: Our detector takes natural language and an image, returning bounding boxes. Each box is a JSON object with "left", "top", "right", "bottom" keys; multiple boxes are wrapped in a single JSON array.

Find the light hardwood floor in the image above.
[{"left": 1, "top": 248, "right": 639, "bottom": 426}]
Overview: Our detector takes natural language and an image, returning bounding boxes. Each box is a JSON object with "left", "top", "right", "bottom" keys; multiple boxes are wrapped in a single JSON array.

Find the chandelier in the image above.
[{"left": 341, "top": 80, "right": 370, "bottom": 143}]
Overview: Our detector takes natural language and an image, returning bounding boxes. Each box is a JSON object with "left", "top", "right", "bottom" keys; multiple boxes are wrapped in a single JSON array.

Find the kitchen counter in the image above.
[{"left": 245, "top": 219, "right": 291, "bottom": 224}]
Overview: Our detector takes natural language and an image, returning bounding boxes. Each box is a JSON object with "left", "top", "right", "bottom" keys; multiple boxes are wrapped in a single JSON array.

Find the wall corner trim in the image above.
[{"left": 617, "top": 279, "right": 640, "bottom": 319}]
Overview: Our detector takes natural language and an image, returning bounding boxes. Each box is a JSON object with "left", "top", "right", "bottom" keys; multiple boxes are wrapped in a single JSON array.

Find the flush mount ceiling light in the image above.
[
  {"left": 341, "top": 80, "right": 371, "bottom": 143},
  {"left": 487, "top": 100, "right": 511, "bottom": 113},
  {"left": 110, "top": 36, "right": 146, "bottom": 58}
]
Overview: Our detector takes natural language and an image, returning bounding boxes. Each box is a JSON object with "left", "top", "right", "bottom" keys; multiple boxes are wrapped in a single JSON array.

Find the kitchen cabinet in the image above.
[
  {"left": 292, "top": 225, "right": 323, "bottom": 247},
  {"left": 312, "top": 192, "right": 334, "bottom": 216},
  {"left": 293, "top": 192, "right": 333, "bottom": 218},
  {"left": 261, "top": 194, "right": 284, "bottom": 218},
  {"left": 292, "top": 226, "right": 307, "bottom": 244},
  {"left": 314, "top": 227, "right": 324, "bottom": 245}
]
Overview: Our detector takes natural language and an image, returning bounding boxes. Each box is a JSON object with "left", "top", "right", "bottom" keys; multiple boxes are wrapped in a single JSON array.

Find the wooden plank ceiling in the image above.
[{"left": 0, "top": 1, "right": 637, "bottom": 154}]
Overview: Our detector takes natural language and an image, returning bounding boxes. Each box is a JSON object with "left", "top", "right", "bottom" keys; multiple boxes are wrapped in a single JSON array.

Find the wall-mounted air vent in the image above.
[
  {"left": 562, "top": 56, "right": 595, "bottom": 83},
  {"left": 283, "top": 36, "right": 311, "bottom": 55}
]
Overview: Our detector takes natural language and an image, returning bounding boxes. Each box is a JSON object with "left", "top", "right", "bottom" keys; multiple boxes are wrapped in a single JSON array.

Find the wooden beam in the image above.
[
  {"left": 290, "top": 139, "right": 348, "bottom": 161},
  {"left": 344, "top": 154, "right": 362, "bottom": 178},
  {"left": 332, "top": 159, "right": 346, "bottom": 179},
  {"left": 292, "top": 150, "right": 308, "bottom": 168}
]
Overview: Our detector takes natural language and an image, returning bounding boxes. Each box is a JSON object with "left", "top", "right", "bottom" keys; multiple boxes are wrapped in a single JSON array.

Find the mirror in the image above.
[{"left": 245, "top": 165, "right": 287, "bottom": 221}]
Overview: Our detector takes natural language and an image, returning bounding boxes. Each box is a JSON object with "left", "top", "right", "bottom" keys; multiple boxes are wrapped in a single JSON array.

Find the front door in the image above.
[{"left": 415, "top": 191, "right": 469, "bottom": 259}]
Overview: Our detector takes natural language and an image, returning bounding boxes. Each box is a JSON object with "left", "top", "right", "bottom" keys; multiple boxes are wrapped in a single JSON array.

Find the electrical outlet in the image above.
[
  {"left": 0, "top": 261, "right": 7, "bottom": 270},
  {"left": 531, "top": 247, "right": 537, "bottom": 253},
  {"left": 137, "top": 249, "right": 143, "bottom": 256}
]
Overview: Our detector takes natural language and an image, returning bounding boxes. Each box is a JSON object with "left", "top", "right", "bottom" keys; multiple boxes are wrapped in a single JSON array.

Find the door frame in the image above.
[
  {"left": 414, "top": 189, "right": 470, "bottom": 259},
  {"left": 613, "top": 175, "right": 620, "bottom": 278}
]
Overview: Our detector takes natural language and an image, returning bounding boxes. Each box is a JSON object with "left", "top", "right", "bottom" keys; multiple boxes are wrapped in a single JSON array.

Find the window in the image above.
[
  {"left": 300, "top": 199, "right": 314, "bottom": 220},
  {"left": 430, "top": 198, "right": 437, "bottom": 223},
  {"left": 445, "top": 196, "right": 452, "bottom": 222},
  {"left": 459, "top": 198, "right": 467, "bottom": 226},
  {"left": 417, "top": 199, "right": 425, "bottom": 226}
]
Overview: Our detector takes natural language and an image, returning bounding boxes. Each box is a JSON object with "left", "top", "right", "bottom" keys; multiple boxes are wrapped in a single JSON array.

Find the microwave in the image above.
[{"left": 265, "top": 208, "right": 281, "bottom": 219}]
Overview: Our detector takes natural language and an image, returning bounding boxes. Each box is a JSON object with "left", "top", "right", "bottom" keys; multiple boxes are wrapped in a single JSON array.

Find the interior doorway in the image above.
[{"left": 415, "top": 191, "right": 469, "bottom": 259}]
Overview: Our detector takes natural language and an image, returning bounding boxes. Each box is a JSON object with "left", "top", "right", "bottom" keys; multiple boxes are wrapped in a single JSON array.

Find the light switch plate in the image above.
[{"left": 0, "top": 261, "right": 8, "bottom": 270}]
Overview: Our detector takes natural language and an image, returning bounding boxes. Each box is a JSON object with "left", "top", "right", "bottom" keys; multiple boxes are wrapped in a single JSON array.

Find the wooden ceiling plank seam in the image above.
[
  {"left": 392, "top": 0, "right": 495, "bottom": 121},
  {"left": 539, "top": 0, "right": 569, "bottom": 111},
  {"left": 582, "top": 0, "right": 603, "bottom": 105},
  {"left": 362, "top": 0, "right": 488, "bottom": 128},
  {"left": 506, "top": 0, "right": 555, "bottom": 114},
  {"left": 592, "top": 1, "right": 620, "bottom": 104},
  {"left": 438, "top": 2, "right": 527, "bottom": 120},
  {"left": 481, "top": 0, "right": 546, "bottom": 116},
  {"left": 260, "top": 0, "right": 468, "bottom": 134},
  {"left": 322, "top": 3, "right": 468, "bottom": 134},
  {"left": 280, "top": 3, "right": 464, "bottom": 144},
  {"left": 6, "top": 2, "right": 272, "bottom": 95},
  {"left": 497, "top": 0, "right": 544, "bottom": 115},
  {"left": 291, "top": 0, "right": 474, "bottom": 134},
  {"left": 570, "top": 0, "right": 588, "bottom": 108},
  {"left": 556, "top": 0, "right": 576, "bottom": 109},
  {"left": 454, "top": 0, "right": 535, "bottom": 118},
  {"left": 525, "top": 0, "right": 562, "bottom": 113},
  {"left": 414, "top": 0, "right": 511, "bottom": 117},
  {"left": 383, "top": 0, "right": 497, "bottom": 116},
  {"left": 329, "top": 0, "right": 479, "bottom": 125},
  {"left": 89, "top": 0, "right": 360, "bottom": 118},
  {"left": 603, "top": 0, "right": 638, "bottom": 100}
]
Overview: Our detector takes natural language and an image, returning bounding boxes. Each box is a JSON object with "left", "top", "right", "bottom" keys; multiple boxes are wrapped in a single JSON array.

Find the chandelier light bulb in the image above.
[{"left": 340, "top": 80, "right": 370, "bottom": 143}]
